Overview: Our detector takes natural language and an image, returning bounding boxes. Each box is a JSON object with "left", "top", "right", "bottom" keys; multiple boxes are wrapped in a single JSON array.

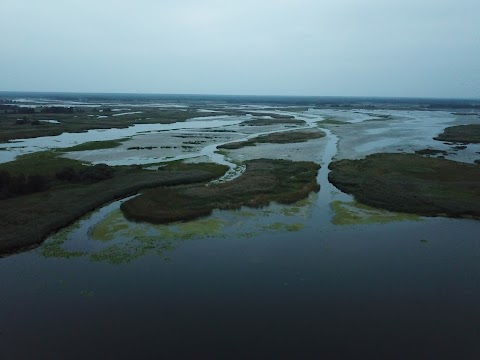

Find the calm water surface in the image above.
[{"left": 1, "top": 202, "right": 479, "bottom": 359}]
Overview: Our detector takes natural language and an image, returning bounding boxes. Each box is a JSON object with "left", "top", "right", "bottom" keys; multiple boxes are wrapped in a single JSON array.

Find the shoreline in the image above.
[{"left": 0, "top": 166, "right": 227, "bottom": 256}]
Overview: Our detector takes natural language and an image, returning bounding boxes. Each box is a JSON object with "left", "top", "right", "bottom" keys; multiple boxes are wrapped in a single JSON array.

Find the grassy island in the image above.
[
  {"left": 218, "top": 130, "right": 325, "bottom": 149},
  {"left": 329, "top": 153, "right": 480, "bottom": 219},
  {"left": 0, "top": 152, "right": 227, "bottom": 255},
  {"left": 434, "top": 124, "right": 480, "bottom": 144},
  {"left": 242, "top": 118, "right": 306, "bottom": 126},
  {"left": 121, "top": 159, "right": 320, "bottom": 224}
]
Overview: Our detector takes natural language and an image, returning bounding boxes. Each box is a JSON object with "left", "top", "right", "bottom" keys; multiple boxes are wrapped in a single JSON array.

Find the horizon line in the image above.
[{"left": 0, "top": 90, "right": 479, "bottom": 101}]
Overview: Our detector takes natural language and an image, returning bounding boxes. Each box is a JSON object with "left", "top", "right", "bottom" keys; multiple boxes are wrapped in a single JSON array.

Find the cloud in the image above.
[{"left": 0, "top": 0, "right": 478, "bottom": 97}]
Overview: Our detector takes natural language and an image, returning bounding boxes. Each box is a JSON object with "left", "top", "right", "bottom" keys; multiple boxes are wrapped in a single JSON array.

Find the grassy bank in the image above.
[
  {"left": 59, "top": 139, "right": 130, "bottom": 151},
  {"left": 329, "top": 153, "right": 480, "bottom": 219},
  {"left": 121, "top": 159, "right": 320, "bottom": 224},
  {"left": 242, "top": 118, "right": 306, "bottom": 126},
  {"left": 218, "top": 130, "right": 325, "bottom": 149},
  {"left": 434, "top": 124, "right": 480, "bottom": 143},
  {"left": 0, "top": 155, "right": 228, "bottom": 255}
]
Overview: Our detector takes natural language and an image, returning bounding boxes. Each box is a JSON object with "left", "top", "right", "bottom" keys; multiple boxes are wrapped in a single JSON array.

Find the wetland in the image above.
[{"left": 1, "top": 93, "right": 480, "bottom": 359}]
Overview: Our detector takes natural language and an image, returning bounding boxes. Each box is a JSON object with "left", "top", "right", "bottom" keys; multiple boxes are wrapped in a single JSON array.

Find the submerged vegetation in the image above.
[
  {"left": 331, "top": 200, "right": 421, "bottom": 225},
  {"left": 329, "top": 153, "right": 480, "bottom": 219},
  {"left": 121, "top": 159, "right": 320, "bottom": 224},
  {"left": 40, "top": 194, "right": 314, "bottom": 264}
]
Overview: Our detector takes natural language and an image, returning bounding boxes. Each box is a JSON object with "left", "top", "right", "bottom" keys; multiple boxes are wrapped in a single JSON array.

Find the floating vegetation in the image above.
[
  {"left": 280, "top": 206, "right": 302, "bottom": 216},
  {"left": 286, "top": 223, "right": 304, "bottom": 231},
  {"left": 38, "top": 178, "right": 316, "bottom": 265},
  {"left": 41, "top": 239, "right": 87, "bottom": 259},
  {"left": 263, "top": 222, "right": 304, "bottom": 232},
  {"left": 279, "top": 193, "right": 317, "bottom": 217},
  {"left": 39, "top": 210, "right": 228, "bottom": 264},
  {"left": 90, "top": 211, "right": 132, "bottom": 242},
  {"left": 234, "top": 210, "right": 256, "bottom": 217},
  {"left": 331, "top": 200, "right": 421, "bottom": 226},
  {"left": 40, "top": 223, "right": 86, "bottom": 259},
  {"left": 80, "top": 290, "right": 95, "bottom": 297}
]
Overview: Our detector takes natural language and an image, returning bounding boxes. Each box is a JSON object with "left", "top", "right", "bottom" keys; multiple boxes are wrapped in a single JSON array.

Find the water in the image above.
[
  {"left": 1, "top": 99, "right": 480, "bottom": 359},
  {"left": 0, "top": 116, "right": 245, "bottom": 163},
  {"left": 1, "top": 215, "right": 479, "bottom": 359}
]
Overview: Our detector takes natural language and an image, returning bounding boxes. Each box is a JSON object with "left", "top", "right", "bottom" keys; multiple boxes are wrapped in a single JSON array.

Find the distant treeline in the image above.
[
  {"left": 1, "top": 105, "right": 77, "bottom": 114},
  {"left": 0, "top": 105, "right": 35, "bottom": 114},
  {"left": 0, "top": 164, "right": 114, "bottom": 199},
  {"left": 40, "top": 106, "right": 75, "bottom": 114},
  {"left": 3, "top": 92, "right": 480, "bottom": 108}
]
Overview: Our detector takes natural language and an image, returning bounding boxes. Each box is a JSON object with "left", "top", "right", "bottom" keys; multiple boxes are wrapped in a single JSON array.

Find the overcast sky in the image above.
[{"left": 1, "top": 0, "right": 479, "bottom": 98}]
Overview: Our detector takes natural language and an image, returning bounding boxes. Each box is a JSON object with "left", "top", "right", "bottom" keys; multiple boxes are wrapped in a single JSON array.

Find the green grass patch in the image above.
[
  {"left": 121, "top": 159, "right": 320, "bottom": 224},
  {"left": 60, "top": 138, "right": 129, "bottom": 152},
  {"left": 219, "top": 130, "right": 325, "bottom": 150},
  {"left": 243, "top": 118, "right": 306, "bottom": 126},
  {"left": 0, "top": 150, "right": 85, "bottom": 176},
  {"left": 329, "top": 153, "right": 480, "bottom": 219},
  {"left": 434, "top": 124, "right": 480, "bottom": 144},
  {"left": 316, "top": 118, "right": 348, "bottom": 125}
]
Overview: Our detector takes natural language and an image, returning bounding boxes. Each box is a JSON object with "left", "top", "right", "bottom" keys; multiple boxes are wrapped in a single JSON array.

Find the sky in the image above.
[{"left": 1, "top": 0, "right": 479, "bottom": 98}]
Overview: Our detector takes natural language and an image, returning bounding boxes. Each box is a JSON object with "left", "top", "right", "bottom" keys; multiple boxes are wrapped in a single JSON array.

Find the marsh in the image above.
[{"left": 1, "top": 94, "right": 479, "bottom": 359}]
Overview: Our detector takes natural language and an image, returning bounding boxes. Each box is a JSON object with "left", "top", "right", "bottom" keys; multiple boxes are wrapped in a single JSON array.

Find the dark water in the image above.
[{"left": 1, "top": 217, "right": 479, "bottom": 359}]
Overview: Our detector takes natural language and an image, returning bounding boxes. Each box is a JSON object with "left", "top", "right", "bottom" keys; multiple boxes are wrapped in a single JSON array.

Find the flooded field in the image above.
[{"left": 1, "top": 95, "right": 479, "bottom": 359}]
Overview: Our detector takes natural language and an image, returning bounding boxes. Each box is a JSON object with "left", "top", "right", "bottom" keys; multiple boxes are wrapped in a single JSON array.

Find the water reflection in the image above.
[{"left": 39, "top": 194, "right": 318, "bottom": 264}]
